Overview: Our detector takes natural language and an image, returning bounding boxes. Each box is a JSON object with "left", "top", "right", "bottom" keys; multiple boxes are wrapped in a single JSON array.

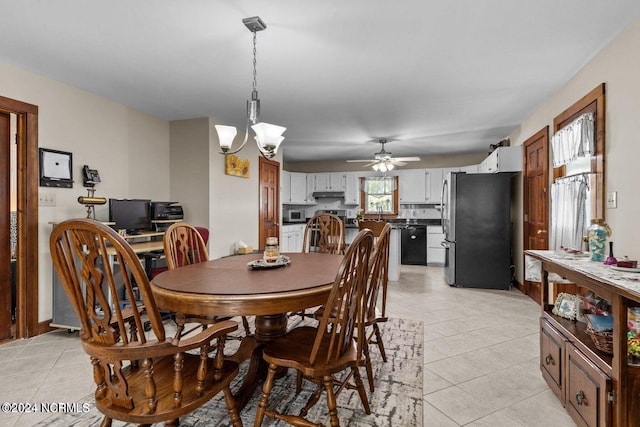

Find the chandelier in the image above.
[{"left": 215, "top": 16, "right": 286, "bottom": 159}]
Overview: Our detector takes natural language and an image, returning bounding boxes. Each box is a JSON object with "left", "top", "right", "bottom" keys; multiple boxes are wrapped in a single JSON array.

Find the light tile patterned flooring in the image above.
[{"left": 0, "top": 265, "right": 577, "bottom": 426}]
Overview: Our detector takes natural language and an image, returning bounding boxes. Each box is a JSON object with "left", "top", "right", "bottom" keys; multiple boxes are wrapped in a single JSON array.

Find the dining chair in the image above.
[
  {"left": 310, "top": 222, "right": 391, "bottom": 394},
  {"left": 164, "top": 222, "right": 252, "bottom": 337},
  {"left": 357, "top": 219, "right": 388, "bottom": 239},
  {"left": 49, "top": 218, "right": 242, "bottom": 427},
  {"left": 361, "top": 222, "right": 392, "bottom": 391},
  {"left": 253, "top": 229, "right": 374, "bottom": 427},
  {"left": 294, "top": 213, "right": 346, "bottom": 319},
  {"left": 301, "top": 213, "right": 345, "bottom": 255}
]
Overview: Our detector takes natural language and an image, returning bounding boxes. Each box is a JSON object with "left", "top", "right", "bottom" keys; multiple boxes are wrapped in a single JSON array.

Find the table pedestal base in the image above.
[{"left": 228, "top": 313, "right": 290, "bottom": 410}]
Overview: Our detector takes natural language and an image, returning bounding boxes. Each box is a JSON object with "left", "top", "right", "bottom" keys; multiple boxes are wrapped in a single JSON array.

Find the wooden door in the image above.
[
  {"left": 0, "top": 95, "right": 39, "bottom": 340},
  {"left": 523, "top": 127, "right": 549, "bottom": 304},
  {"left": 0, "top": 112, "right": 11, "bottom": 340},
  {"left": 259, "top": 157, "right": 280, "bottom": 250}
]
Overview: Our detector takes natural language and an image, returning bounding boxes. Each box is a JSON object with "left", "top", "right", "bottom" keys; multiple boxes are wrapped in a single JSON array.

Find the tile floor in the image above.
[{"left": 0, "top": 265, "right": 577, "bottom": 426}]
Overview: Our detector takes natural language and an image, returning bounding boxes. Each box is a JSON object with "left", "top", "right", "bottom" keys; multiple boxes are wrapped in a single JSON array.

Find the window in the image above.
[{"left": 360, "top": 176, "right": 398, "bottom": 216}]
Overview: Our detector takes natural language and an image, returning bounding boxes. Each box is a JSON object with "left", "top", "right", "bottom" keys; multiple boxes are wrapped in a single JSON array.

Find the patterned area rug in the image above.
[{"left": 38, "top": 318, "right": 423, "bottom": 426}]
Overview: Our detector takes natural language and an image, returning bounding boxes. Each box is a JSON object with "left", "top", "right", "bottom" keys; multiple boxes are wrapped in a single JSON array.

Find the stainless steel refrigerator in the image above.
[{"left": 441, "top": 172, "right": 512, "bottom": 289}]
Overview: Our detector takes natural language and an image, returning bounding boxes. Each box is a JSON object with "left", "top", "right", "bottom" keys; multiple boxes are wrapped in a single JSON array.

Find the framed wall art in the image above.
[
  {"left": 39, "top": 148, "right": 73, "bottom": 188},
  {"left": 225, "top": 154, "right": 250, "bottom": 178}
]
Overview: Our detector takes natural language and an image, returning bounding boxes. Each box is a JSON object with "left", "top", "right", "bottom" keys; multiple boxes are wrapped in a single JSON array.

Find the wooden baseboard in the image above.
[
  {"left": 512, "top": 279, "right": 524, "bottom": 293},
  {"left": 38, "top": 319, "right": 56, "bottom": 335}
]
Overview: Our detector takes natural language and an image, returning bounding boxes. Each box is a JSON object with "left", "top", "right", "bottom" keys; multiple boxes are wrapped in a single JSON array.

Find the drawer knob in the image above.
[
  {"left": 545, "top": 355, "right": 553, "bottom": 365},
  {"left": 576, "top": 390, "right": 586, "bottom": 406}
]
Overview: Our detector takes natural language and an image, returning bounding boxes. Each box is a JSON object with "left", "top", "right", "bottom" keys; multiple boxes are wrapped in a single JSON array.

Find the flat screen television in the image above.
[{"left": 108, "top": 199, "right": 151, "bottom": 234}]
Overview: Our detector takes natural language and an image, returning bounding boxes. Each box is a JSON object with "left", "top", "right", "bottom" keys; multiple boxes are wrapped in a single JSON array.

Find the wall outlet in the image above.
[
  {"left": 606, "top": 191, "right": 617, "bottom": 209},
  {"left": 39, "top": 193, "right": 56, "bottom": 207}
]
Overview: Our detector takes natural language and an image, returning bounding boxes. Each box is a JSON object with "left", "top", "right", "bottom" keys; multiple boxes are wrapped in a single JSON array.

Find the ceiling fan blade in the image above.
[
  {"left": 391, "top": 160, "right": 407, "bottom": 167},
  {"left": 392, "top": 157, "right": 421, "bottom": 162},
  {"left": 346, "top": 159, "right": 374, "bottom": 163}
]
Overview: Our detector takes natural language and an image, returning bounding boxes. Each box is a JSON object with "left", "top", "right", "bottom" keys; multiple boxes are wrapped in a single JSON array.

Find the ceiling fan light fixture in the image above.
[{"left": 215, "top": 16, "right": 285, "bottom": 159}]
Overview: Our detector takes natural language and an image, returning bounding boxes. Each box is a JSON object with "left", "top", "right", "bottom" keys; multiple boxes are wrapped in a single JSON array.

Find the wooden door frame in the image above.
[
  {"left": 258, "top": 157, "right": 280, "bottom": 250},
  {"left": 0, "top": 95, "right": 39, "bottom": 339},
  {"left": 521, "top": 126, "right": 549, "bottom": 301}
]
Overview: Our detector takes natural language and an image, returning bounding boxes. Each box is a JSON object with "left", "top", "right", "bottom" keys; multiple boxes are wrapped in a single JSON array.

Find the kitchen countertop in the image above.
[
  {"left": 345, "top": 218, "right": 441, "bottom": 229},
  {"left": 284, "top": 219, "right": 441, "bottom": 229}
]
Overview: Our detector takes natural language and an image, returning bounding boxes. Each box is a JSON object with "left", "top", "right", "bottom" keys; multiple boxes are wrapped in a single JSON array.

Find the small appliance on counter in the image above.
[{"left": 286, "top": 209, "right": 306, "bottom": 223}]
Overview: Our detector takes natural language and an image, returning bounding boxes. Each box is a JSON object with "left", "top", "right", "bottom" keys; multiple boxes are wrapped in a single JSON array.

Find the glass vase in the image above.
[{"left": 587, "top": 219, "right": 611, "bottom": 262}]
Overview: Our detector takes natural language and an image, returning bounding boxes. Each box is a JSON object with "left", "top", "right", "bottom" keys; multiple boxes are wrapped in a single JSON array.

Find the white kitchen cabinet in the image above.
[
  {"left": 281, "top": 170, "right": 291, "bottom": 203},
  {"left": 290, "top": 172, "right": 308, "bottom": 204},
  {"left": 388, "top": 228, "right": 400, "bottom": 281},
  {"left": 427, "top": 225, "right": 445, "bottom": 265},
  {"left": 344, "top": 226, "right": 359, "bottom": 245},
  {"left": 398, "top": 169, "right": 426, "bottom": 203},
  {"left": 460, "top": 164, "right": 479, "bottom": 174},
  {"left": 313, "top": 172, "right": 345, "bottom": 192},
  {"left": 281, "top": 224, "right": 304, "bottom": 253},
  {"left": 479, "top": 146, "right": 522, "bottom": 173},
  {"left": 306, "top": 174, "right": 316, "bottom": 204},
  {"left": 425, "top": 168, "right": 443, "bottom": 203},
  {"left": 344, "top": 172, "right": 361, "bottom": 205},
  {"left": 398, "top": 169, "right": 442, "bottom": 204}
]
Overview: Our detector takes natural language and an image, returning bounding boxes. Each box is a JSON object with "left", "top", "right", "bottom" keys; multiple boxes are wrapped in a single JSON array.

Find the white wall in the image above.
[
  {"left": 508, "top": 16, "right": 640, "bottom": 282},
  {"left": 169, "top": 117, "right": 283, "bottom": 259},
  {"left": 0, "top": 61, "right": 171, "bottom": 322},
  {"left": 209, "top": 122, "right": 284, "bottom": 258}
]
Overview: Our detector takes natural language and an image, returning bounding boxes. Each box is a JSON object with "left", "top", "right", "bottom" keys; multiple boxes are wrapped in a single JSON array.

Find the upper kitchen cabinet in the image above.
[
  {"left": 280, "top": 170, "right": 314, "bottom": 205},
  {"left": 282, "top": 171, "right": 312, "bottom": 204},
  {"left": 290, "top": 172, "right": 308, "bottom": 204},
  {"left": 312, "top": 172, "right": 346, "bottom": 192},
  {"left": 398, "top": 168, "right": 443, "bottom": 204},
  {"left": 478, "top": 146, "right": 522, "bottom": 173},
  {"left": 282, "top": 170, "right": 291, "bottom": 203},
  {"left": 344, "top": 172, "right": 361, "bottom": 205}
]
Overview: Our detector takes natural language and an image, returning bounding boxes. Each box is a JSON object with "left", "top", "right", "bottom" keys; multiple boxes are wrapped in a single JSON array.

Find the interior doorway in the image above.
[
  {"left": 0, "top": 95, "right": 39, "bottom": 341},
  {"left": 522, "top": 127, "right": 549, "bottom": 304},
  {"left": 258, "top": 157, "right": 280, "bottom": 250}
]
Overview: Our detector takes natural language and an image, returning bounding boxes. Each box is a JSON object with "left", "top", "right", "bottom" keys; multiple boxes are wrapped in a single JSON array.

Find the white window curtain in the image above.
[
  {"left": 551, "top": 112, "right": 595, "bottom": 167},
  {"left": 550, "top": 175, "right": 589, "bottom": 251}
]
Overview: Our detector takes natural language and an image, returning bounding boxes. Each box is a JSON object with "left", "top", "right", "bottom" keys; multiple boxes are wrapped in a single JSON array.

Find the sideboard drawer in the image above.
[
  {"left": 541, "top": 318, "right": 567, "bottom": 402},
  {"left": 566, "top": 343, "right": 612, "bottom": 427}
]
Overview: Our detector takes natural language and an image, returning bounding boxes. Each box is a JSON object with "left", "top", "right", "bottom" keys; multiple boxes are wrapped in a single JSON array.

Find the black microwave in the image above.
[{"left": 287, "top": 210, "right": 306, "bottom": 222}]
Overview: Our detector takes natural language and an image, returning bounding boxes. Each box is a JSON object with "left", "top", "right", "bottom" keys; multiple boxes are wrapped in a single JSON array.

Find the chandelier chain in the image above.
[{"left": 252, "top": 31, "right": 258, "bottom": 93}]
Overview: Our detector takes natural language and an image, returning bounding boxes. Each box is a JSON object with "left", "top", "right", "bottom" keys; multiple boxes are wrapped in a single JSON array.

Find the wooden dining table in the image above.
[{"left": 150, "top": 251, "right": 343, "bottom": 409}]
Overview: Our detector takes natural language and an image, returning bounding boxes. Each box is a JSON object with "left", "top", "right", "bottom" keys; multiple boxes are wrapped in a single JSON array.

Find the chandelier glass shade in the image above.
[{"left": 215, "top": 16, "right": 285, "bottom": 159}]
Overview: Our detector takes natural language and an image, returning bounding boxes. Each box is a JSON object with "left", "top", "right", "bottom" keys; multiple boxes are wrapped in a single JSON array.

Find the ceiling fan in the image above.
[{"left": 346, "top": 139, "right": 420, "bottom": 171}]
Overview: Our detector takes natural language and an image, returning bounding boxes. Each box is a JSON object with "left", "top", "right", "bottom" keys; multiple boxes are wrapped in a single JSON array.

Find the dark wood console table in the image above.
[{"left": 526, "top": 250, "right": 640, "bottom": 427}]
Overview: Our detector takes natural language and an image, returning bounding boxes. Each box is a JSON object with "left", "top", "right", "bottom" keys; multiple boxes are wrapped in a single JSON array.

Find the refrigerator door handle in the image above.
[{"left": 441, "top": 179, "right": 448, "bottom": 235}]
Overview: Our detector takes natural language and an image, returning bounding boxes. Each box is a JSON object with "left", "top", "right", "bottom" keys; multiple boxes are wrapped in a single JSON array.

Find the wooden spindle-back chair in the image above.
[
  {"left": 163, "top": 222, "right": 251, "bottom": 337},
  {"left": 49, "top": 218, "right": 242, "bottom": 427},
  {"left": 254, "top": 229, "right": 374, "bottom": 427}
]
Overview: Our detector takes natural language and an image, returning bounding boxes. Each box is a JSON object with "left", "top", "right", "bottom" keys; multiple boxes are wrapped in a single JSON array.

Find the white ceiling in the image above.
[{"left": 2, "top": 1, "right": 639, "bottom": 163}]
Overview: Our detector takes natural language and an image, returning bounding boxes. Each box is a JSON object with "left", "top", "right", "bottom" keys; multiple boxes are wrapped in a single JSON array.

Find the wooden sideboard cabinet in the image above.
[{"left": 526, "top": 250, "right": 640, "bottom": 427}]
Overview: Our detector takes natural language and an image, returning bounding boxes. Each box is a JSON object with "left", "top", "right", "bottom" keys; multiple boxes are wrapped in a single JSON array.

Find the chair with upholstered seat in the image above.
[
  {"left": 49, "top": 218, "right": 242, "bottom": 427},
  {"left": 164, "top": 222, "right": 252, "bottom": 338},
  {"left": 253, "top": 229, "right": 374, "bottom": 427}
]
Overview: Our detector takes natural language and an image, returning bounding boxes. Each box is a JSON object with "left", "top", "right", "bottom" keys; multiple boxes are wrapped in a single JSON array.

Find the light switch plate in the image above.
[{"left": 607, "top": 191, "right": 617, "bottom": 209}]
